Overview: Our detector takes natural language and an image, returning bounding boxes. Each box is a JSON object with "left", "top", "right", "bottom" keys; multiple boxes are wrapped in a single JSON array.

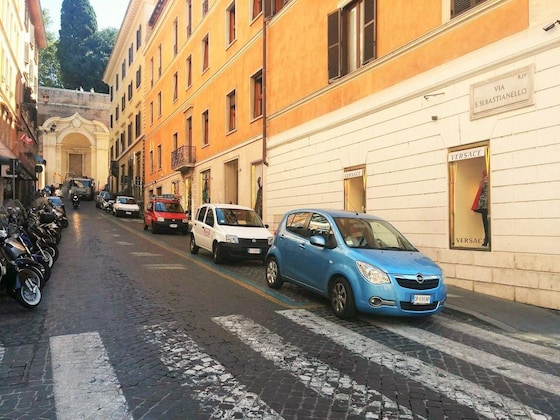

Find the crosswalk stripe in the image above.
[
  {"left": 373, "top": 320, "right": 560, "bottom": 395},
  {"left": 142, "top": 264, "right": 186, "bottom": 270},
  {"left": 279, "top": 309, "right": 549, "bottom": 420},
  {"left": 144, "top": 323, "right": 282, "bottom": 419},
  {"left": 432, "top": 317, "right": 560, "bottom": 364},
  {"left": 213, "top": 314, "right": 422, "bottom": 419},
  {"left": 50, "top": 332, "right": 131, "bottom": 420},
  {"left": 130, "top": 252, "right": 163, "bottom": 257}
]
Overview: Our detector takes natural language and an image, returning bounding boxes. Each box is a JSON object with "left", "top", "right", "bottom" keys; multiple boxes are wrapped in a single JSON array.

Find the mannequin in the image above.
[{"left": 471, "top": 170, "right": 489, "bottom": 246}]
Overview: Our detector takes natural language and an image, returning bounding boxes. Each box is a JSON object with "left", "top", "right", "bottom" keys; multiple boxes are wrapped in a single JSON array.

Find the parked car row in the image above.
[{"left": 102, "top": 192, "right": 447, "bottom": 320}]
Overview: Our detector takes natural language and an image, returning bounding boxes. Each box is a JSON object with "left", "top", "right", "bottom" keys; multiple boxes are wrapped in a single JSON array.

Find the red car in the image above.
[{"left": 143, "top": 196, "right": 189, "bottom": 234}]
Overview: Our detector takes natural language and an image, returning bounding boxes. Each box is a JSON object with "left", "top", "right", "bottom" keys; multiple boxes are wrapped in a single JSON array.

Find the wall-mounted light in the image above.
[
  {"left": 543, "top": 20, "right": 560, "bottom": 31},
  {"left": 424, "top": 93, "right": 445, "bottom": 100}
]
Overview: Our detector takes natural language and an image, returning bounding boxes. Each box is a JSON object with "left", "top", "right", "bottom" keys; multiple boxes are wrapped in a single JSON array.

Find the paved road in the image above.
[{"left": 0, "top": 201, "right": 559, "bottom": 419}]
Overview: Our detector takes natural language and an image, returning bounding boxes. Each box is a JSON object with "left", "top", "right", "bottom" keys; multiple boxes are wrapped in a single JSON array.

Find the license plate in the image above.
[
  {"left": 169, "top": 224, "right": 177, "bottom": 228},
  {"left": 413, "top": 295, "right": 431, "bottom": 305},
  {"left": 125, "top": 211, "right": 132, "bottom": 215},
  {"left": 248, "top": 248, "right": 261, "bottom": 254}
]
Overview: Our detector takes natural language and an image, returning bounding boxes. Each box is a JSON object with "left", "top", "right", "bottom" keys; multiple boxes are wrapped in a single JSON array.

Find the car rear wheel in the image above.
[
  {"left": 212, "top": 242, "right": 224, "bottom": 264},
  {"left": 265, "top": 257, "right": 284, "bottom": 289},
  {"left": 329, "top": 276, "right": 356, "bottom": 319},
  {"left": 189, "top": 233, "right": 199, "bottom": 254}
]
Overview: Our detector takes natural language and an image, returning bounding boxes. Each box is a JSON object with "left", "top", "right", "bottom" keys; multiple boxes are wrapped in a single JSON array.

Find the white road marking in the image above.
[
  {"left": 142, "top": 264, "right": 186, "bottom": 270},
  {"left": 280, "top": 309, "right": 549, "bottom": 420},
  {"left": 50, "top": 332, "right": 131, "bottom": 420},
  {"left": 432, "top": 317, "right": 560, "bottom": 364},
  {"left": 144, "top": 323, "right": 282, "bottom": 419},
  {"left": 372, "top": 320, "right": 560, "bottom": 396},
  {"left": 115, "top": 241, "right": 134, "bottom": 246},
  {"left": 130, "top": 252, "right": 163, "bottom": 257},
  {"left": 213, "top": 314, "right": 421, "bottom": 419}
]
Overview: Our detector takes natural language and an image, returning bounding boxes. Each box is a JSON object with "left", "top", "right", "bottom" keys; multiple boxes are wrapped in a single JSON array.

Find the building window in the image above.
[
  {"left": 251, "top": 70, "right": 263, "bottom": 119},
  {"left": 157, "top": 92, "right": 162, "bottom": 117},
  {"left": 157, "top": 144, "right": 162, "bottom": 169},
  {"left": 202, "top": 0, "right": 209, "bottom": 17},
  {"left": 115, "top": 106, "right": 119, "bottom": 121},
  {"left": 173, "top": 72, "right": 179, "bottom": 102},
  {"left": 201, "top": 169, "right": 210, "bottom": 203},
  {"left": 128, "top": 82, "right": 133, "bottom": 101},
  {"left": 252, "top": 0, "right": 262, "bottom": 19},
  {"left": 128, "top": 123, "right": 133, "bottom": 146},
  {"left": 186, "top": 55, "right": 192, "bottom": 88},
  {"left": 186, "top": 0, "right": 193, "bottom": 37},
  {"left": 128, "top": 44, "right": 133, "bottom": 65},
  {"left": 135, "top": 112, "right": 142, "bottom": 137},
  {"left": 115, "top": 74, "right": 119, "bottom": 91},
  {"left": 264, "top": 0, "right": 289, "bottom": 18},
  {"left": 202, "top": 35, "right": 209, "bottom": 71},
  {"left": 173, "top": 132, "right": 178, "bottom": 151},
  {"left": 136, "top": 26, "right": 142, "bottom": 50},
  {"left": 121, "top": 60, "right": 126, "bottom": 78},
  {"left": 202, "top": 110, "right": 209, "bottom": 145},
  {"left": 150, "top": 101, "right": 154, "bottom": 125},
  {"left": 150, "top": 150, "right": 154, "bottom": 173},
  {"left": 227, "top": 2, "right": 236, "bottom": 45},
  {"left": 227, "top": 90, "right": 236, "bottom": 132},
  {"left": 158, "top": 44, "right": 162, "bottom": 77},
  {"left": 451, "top": 0, "right": 488, "bottom": 17},
  {"left": 150, "top": 58, "right": 154, "bottom": 87},
  {"left": 186, "top": 116, "right": 193, "bottom": 146},
  {"left": 121, "top": 94, "right": 126, "bottom": 111},
  {"left": 136, "top": 66, "right": 141, "bottom": 88},
  {"left": 448, "top": 143, "right": 490, "bottom": 250},
  {"left": 327, "top": 0, "right": 376, "bottom": 81},
  {"left": 173, "top": 18, "right": 179, "bottom": 56}
]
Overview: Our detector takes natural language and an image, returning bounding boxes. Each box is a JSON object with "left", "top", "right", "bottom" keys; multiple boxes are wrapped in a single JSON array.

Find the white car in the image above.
[
  {"left": 189, "top": 203, "right": 273, "bottom": 264},
  {"left": 113, "top": 196, "right": 140, "bottom": 218}
]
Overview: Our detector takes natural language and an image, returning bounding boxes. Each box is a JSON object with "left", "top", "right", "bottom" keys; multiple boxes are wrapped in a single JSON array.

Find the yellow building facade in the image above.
[{"left": 113, "top": 0, "right": 559, "bottom": 310}]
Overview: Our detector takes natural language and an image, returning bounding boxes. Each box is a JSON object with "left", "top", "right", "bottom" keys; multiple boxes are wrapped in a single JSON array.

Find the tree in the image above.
[
  {"left": 39, "top": 10, "right": 64, "bottom": 88},
  {"left": 57, "top": 0, "right": 106, "bottom": 91},
  {"left": 77, "top": 28, "right": 118, "bottom": 93}
]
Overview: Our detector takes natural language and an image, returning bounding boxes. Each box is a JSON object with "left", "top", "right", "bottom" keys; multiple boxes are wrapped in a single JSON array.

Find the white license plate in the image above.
[
  {"left": 413, "top": 295, "right": 431, "bottom": 305},
  {"left": 169, "top": 224, "right": 177, "bottom": 228},
  {"left": 125, "top": 211, "right": 132, "bottom": 215},
  {"left": 248, "top": 248, "right": 261, "bottom": 255}
]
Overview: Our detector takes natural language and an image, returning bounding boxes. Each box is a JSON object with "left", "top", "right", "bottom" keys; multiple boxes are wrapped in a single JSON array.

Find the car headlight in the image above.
[
  {"left": 225, "top": 234, "right": 239, "bottom": 243},
  {"left": 267, "top": 237, "right": 273, "bottom": 245},
  {"left": 356, "top": 261, "right": 390, "bottom": 284}
]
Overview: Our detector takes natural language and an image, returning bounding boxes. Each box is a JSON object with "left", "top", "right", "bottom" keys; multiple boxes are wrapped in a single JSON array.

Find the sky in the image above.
[{"left": 41, "top": 0, "right": 129, "bottom": 33}]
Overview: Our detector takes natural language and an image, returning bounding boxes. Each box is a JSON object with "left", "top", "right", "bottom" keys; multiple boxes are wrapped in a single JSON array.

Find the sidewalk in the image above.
[{"left": 445, "top": 285, "right": 560, "bottom": 347}]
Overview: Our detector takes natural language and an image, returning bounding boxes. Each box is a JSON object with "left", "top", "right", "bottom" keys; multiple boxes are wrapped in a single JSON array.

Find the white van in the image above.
[{"left": 189, "top": 203, "right": 273, "bottom": 264}]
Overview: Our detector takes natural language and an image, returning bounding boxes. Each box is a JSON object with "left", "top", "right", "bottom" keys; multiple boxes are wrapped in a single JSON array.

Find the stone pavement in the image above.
[{"left": 445, "top": 285, "right": 560, "bottom": 347}]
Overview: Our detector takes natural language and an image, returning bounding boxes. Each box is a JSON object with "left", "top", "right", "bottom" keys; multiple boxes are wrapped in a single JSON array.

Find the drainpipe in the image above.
[{"left": 262, "top": 15, "right": 269, "bottom": 167}]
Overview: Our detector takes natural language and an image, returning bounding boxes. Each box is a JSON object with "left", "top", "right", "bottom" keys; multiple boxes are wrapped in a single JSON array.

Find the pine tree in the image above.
[{"left": 56, "top": 0, "right": 117, "bottom": 92}]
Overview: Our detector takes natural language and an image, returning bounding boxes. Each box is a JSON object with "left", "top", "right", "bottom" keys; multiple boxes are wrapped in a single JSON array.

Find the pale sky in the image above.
[{"left": 41, "top": 0, "right": 129, "bottom": 33}]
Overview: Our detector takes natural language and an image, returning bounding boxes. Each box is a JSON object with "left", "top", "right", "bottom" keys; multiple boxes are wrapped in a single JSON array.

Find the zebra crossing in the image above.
[{"left": 3, "top": 310, "right": 559, "bottom": 419}]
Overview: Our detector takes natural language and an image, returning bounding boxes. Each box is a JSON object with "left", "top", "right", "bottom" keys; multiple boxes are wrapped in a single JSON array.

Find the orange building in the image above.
[
  {"left": 114, "top": 0, "right": 559, "bottom": 310},
  {"left": 143, "top": 0, "right": 267, "bottom": 216}
]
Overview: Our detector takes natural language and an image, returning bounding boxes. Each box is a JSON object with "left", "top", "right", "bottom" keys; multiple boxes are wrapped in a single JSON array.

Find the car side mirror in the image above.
[{"left": 310, "top": 235, "right": 326, "bottom": 248}]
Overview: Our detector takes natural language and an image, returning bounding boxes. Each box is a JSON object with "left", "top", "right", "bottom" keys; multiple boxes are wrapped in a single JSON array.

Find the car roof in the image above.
[
  {"left": 201, "top": 203, "right": 254, "bottom": 211},
  {"left": 285, "top": 208, "right": 385, "bottom": 221}
]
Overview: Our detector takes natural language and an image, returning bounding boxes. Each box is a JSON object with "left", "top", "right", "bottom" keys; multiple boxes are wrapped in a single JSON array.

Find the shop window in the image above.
[
  {"left": 451, "top": 0, "right": 488, "bottom": 18},
  {"left": 201, "top": 170, "right": 211, "bottom": 203},
  {"left": 344, "top": 167, "right": 366, "bottom": 213},
  {"left": 448, "top": 144, "right": 490, "bottom": 249}
]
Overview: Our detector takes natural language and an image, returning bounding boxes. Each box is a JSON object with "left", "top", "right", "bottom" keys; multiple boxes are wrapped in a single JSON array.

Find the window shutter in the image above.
[
  {"left": 327, "top": 10, "right": 341, "bottom": 81},
  {"left": 264, "top": 0, "right": 274, "bottom": 18},
  {"left": 363, "top": 0, "right": 376, "bottom": 64}
]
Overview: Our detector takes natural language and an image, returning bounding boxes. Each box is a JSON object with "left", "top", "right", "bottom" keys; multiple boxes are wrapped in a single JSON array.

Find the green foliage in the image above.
[
  {"left": 54, "top": 0, "right": 113, "bottom": 92},
  {"left": 39, "top": 10, "right": 63, "bottom": 88}
]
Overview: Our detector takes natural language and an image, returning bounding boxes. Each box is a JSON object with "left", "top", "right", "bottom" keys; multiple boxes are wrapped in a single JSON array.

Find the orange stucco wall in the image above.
[{"left": 265, "top": 0, "right": 528, "bottom": 135}]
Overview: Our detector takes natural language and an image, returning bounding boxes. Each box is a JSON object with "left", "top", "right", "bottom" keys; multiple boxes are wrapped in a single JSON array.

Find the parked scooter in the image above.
[{"left": 72, "top": 194, "right": 80, "bottom": 209}]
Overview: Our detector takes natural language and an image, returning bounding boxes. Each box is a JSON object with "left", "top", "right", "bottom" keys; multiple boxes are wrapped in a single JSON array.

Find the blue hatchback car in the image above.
[{"left": 265, "top": 209, "right": 446, "bottom": 319}]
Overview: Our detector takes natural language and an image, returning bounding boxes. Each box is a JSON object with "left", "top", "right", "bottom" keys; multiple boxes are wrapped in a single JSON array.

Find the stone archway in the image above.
[{"left": 40, "top": 112, "right": 110, "bottom": 192}]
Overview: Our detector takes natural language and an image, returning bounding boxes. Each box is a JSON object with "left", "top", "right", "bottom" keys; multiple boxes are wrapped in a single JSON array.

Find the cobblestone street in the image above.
[{"left": 0, "top": 202, "right": 558, "bottom": 419}]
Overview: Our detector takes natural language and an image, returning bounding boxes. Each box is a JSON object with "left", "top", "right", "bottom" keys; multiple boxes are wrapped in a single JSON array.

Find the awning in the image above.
[{"left": 34, "top": 155, "right": 46, "bottom": 164}]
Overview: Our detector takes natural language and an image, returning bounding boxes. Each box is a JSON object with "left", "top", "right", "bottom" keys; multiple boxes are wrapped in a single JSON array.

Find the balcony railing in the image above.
[{"left": 171, "top": 145, "right": 196, "bottom": 171}]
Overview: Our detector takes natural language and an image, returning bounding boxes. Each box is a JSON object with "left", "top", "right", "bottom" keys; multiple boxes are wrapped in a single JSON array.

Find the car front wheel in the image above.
[
  {"left": 212, "top": 242, "right": 224, "bottom": 264},
  {"left": 329, "top": 276, "right": 356, "bottom": 319},
  {"left": 265, "top": 257, "right": 284, "bottom": 289}
]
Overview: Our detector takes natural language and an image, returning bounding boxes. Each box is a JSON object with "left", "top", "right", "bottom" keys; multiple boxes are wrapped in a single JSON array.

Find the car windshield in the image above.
[
  {"left": 334, "top": 217, "right": 417, "bottom": 251},
  {"left": 156, "top": 201, "right": 184, "bottom": 212},
  {"left": 216, "top": 208, "right": 264, "bottom": 227},
  {"left": 119, "top": 197, "right": 136, "bottom": 204}
]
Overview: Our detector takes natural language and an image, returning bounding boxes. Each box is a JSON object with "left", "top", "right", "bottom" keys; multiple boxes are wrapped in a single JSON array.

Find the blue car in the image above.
[{"left": 265, "top": 209, "right": 446, "bottom": 319}]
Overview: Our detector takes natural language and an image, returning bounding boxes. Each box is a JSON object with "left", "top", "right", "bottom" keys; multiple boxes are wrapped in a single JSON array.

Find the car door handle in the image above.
[{"left": 298, "top": 243, "right": 306, "bottom": 250}]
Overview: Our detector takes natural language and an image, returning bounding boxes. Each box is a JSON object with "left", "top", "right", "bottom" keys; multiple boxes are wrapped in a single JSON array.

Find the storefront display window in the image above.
[{"left": 448, "top": 143, "right": 490, "bottom": 249}]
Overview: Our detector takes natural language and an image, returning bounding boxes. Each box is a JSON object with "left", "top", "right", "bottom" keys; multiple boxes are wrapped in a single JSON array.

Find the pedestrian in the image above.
[{"left": 471, "top": 169, "right": 489, "bottom": 246}]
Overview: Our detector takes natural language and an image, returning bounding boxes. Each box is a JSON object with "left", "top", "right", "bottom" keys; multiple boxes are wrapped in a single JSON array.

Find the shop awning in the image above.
[
  {"left": 0, "top": 140, "right": 17, "bottom": 165},
  {"left": 34, "top": 155, "right": 46, "bottom": 164}
]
